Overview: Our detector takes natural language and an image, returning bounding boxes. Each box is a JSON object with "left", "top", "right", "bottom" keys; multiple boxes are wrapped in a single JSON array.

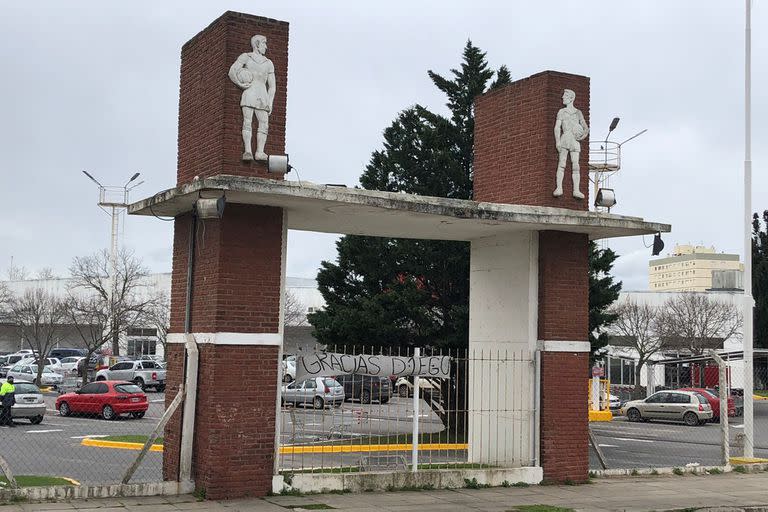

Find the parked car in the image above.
[
  {"left": 678, "top": 387, "right": 736, "bottom": 421},
  {"left": 49, "top": 348, "right": 86, "bottom": 360},
  {"left": 609, "top": 394, "right": 622, "bottom": 410},
  {"left": 282, "top": 377, "right": 344, "bottom": 409},
  {"left": 60, "top": 356, "right": 85, "bottom": 374},
  {"left": 335, "top": 374, "right": 391, "bottom": 404},
  {"left": 282, "top": 355, "right": 296, "bottom": 383},
  {"left": 6, "top": 364, "right": 64, "bottom": 387},
  {"left": 394, "top": 376, "right": 441, "bottom": 400},
  {"left": 31, "top": 358, "right": 63, "bottom": 374},
  {"left": 95, "top": 360, "right": 166, "bottom": 391},
  {"left": 0, "top": 354, "right": 35, "bottom": 377},
  {"left": 56, "top": 380, "right": 148, "bottom": 420},
  {"left": 2, "top": 380, "right": 45, "bottom": 424},
  {"left": 621, "top": 390, "right": 713, "bottom": 426}
]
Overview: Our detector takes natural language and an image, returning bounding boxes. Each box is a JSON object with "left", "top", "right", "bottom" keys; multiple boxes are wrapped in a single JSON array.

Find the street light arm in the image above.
[
  {"left": 82, "top": 170, "right": 103, "bottom": 187},
  {"left": 125, "top": 172, "right": 141, "bottom": 187}
]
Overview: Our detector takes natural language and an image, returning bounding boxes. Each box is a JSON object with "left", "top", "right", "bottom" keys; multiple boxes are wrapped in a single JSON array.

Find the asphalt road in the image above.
[
  {"left": 0, "top": 391, "right": 165, "bottom": 485},
  {"left": 590, "top": 401, "right": 768, "bottom": 470}
]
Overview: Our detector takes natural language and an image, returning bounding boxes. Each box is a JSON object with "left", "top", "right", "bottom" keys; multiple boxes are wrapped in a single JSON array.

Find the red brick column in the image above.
[
  {"left": 164, "top": 11, "right": 289, "bottom": 500},
  {"left": 176, "top": 11, "right": 289, "bottom": 184},
  {"left": 538, "top": 231, "right": 590, "bottom": 482},
  {"left": 474, "top": 71, "right": 590, "bottom": 210}
]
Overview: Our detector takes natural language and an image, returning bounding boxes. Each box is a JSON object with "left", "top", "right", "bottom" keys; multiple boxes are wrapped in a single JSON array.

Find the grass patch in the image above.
[
  {"left": 672, "top": 467, "right": 685, "bottom": 476},
  {"left": 0, "top": 476, "right": 76, "bottom": 487},
  {"left": 733, "top": 465, "right": 747, "bottom": 474},
  {"left": 754, "top": 390, "right": 768, "bottom": 398},
  {"left": 100, "top": 435, "right": 163, "bottom": 445},
  {"left": 706, "top": 468, "right": 723, "bottom": 475},
  {"left": 510, "top": 506, "right": 575, "bottom": 512}
]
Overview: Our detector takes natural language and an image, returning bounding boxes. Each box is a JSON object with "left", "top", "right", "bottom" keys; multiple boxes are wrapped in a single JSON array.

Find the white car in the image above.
[
  {"left": 282, "top": 355, "right": 296, "bottom": 383},
  {"left": 6, "top": 364, "right": 64, "bottom": 387},
  {"left": 59, "top": 356, "right": 84, "bottom": 374},
  {"left": 395, "top": 376, "right": 442, "bottom": 398},
  {"left": 32, "top": 358, "right": 63, "bottom": 374}
]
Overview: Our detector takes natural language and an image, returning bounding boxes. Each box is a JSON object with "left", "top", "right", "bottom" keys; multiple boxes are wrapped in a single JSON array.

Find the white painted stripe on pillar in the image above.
[
  {"left": 537, "top": 340, "right": 591, "bottom": 352},
  {"left": 167, "top": 332, "right": 282, "bottom": 345}
]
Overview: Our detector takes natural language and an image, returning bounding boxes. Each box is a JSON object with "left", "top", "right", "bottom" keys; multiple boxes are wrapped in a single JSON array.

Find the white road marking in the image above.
[
  {"left": 732, "top": 424, "right": 745, "bottom": 429},
  {"left": 26, "top": 429, "right": 64, "bottom": 433},
  {"left": 150, "top": 399, "right": 164, "bottom": 403},
  {"left": 598, "top": 444, "right": 619, "bottom": 448},
  {"left": 70, "top": 434, "right": 110, "bottom": 439},
  {"left": 612, "top": 437, "right": 654, "bottom": 443}
]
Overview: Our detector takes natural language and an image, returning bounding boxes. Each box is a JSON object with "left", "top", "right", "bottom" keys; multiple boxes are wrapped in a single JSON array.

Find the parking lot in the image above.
[{"left": 590, "top": 401, "right": 768, "bottom": 470}]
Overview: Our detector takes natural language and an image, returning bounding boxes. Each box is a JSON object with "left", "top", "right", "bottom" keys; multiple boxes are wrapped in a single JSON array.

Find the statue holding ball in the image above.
[{"left": 228, "top": 35, "right": 275, "bottom": 161}]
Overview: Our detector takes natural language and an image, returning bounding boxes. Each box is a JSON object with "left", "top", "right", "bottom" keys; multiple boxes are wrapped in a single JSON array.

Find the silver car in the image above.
[
  {"left": 7, "top": 380, "right": 46, "bottom": 424},
  {"left": 281, "top": 377, "right": 344, "bottom": 409},
  {"left": 621, "top": 390, "right": 713, "bottom": 426},
  {"left": 6, "top": 364, "right": 64, "bottom": 387}
]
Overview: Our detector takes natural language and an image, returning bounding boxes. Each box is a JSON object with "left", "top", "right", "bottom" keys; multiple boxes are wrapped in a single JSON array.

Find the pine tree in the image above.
[
  {"left": 588, "top": 242, "right": 623, "bottom": 360},
  {"left": 310, "top": 42, "right": 506, "bottom": 351}
]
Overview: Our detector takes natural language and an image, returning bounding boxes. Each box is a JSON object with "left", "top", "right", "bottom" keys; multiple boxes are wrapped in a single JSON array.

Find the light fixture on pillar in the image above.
[
  {"left": 651, "top": 232, "right": 665, "bottom": 256},
  {"left": 267, "top": 154, "right": 292, "bottom": 174},
  {"left": 594, "top": 188, "right": 616, "bottom": 208},
  {"left": 195, "top": 196, "right": 226, "bottom": 219}
]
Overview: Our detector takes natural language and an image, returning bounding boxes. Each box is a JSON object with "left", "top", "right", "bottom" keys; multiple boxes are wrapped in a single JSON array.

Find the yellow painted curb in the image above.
[
  {"left": 754, "top": 395, "right": 768, "bottom": 401},
  {"left": 80, "top": 439, "right": 468, "bottom": 456},
  {"left": 730, "top": 456, "right": 768, "bottom": 464},
  {"left": 81, "top": 439, "right": 163, "bottom": 452},
  {"left": 279, "top": 443, "right": 468, "bottom": 455},
  {"left": 589, "top": 410, "right": 613, "bottom": 422}
]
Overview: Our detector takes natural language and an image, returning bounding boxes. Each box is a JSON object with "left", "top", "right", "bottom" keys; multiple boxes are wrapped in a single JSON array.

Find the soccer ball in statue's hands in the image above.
[{"left": 236, "top": 68, "right": 254, "bottom": 87}]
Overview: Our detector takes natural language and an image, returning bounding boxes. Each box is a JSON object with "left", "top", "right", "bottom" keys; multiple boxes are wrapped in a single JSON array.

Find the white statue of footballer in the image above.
[{"left": 228, "top": 35, "right": 275, "bottom": 162}]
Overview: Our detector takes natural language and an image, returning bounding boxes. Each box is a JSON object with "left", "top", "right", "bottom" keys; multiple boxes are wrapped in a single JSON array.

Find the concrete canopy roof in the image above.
[{"left": 128, "top": 175, "right": 670, "bottom": 242}]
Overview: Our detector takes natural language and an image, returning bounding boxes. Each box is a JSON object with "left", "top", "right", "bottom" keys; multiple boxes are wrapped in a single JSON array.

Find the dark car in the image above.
[
  {"left": 334, "top": 374, "right": 391, "bottom": 404},
  {"left": 49, "top": 348, "right": 86, "bottom": 360}
]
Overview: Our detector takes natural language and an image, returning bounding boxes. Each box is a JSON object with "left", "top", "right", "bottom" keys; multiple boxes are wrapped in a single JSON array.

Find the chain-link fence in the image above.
[
  {"left": 278, "top": 346, "right": 536, "bottom": 474},
  {"left": 0, "top": 369, "right": 166, "bottom": 487},
  {"left": 590, "top": 354, "right": 768, "bottom": 471}
]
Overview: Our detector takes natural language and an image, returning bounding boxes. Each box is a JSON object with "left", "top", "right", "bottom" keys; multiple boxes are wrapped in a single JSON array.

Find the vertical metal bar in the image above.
[{"left": 412, "top": 347, "right": 420, "bottom": 472}]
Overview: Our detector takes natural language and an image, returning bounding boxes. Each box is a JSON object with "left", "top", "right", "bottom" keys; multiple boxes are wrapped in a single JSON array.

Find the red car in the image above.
[
  {"left": 679, "top": 387, "right": 736, "bottom": 420},
  {"left": 56, "top": 380, "right": 148, "bottom": 420}
]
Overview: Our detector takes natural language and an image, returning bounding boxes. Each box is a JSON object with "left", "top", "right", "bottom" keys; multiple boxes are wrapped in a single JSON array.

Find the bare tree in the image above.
[
  {"left": 0, "top": 282, "right": 11, "bottom": 311},
  {"left": 284, "top": 289, "right": 308, "bottom": 327},
  {"left": 68, "top": 249, "right": 154, "bottom": 357},
  {"left": 7, "top": 263, "right": 29, "bottom": 281},
  {"left": 140, "top": 292, "right": 170, "bottom": 355},
  {"left": 9, "top": 288, "right": 67, "bottom": 386},
  {"left": 611, "top": 299, "right": 667, "bottom": 394},
  {"left": 36, "top": 267, "right": 56, "bottom": 280},
  {"left": 658, "top": 293, "right": 743, "bottom": 356}
]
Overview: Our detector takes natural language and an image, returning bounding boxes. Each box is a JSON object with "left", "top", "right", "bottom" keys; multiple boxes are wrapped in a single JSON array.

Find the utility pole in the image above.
[
  {"left": 742, "top": 0, "right": 754, "bottom": 459},
  {"left": 82, "top": 171, "right": 143, "bottom": 355}
]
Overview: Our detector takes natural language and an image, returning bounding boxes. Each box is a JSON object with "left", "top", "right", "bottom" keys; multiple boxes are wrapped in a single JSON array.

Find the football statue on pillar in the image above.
[
  {"left": 229, "top": 34, "right": 276, "bottom": 162},
  {"left": 553, "top": 89, "right": 589, "bottom": 199}
]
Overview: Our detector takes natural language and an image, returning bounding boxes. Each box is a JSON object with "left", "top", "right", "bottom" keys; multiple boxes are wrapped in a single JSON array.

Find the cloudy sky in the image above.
[{"left": 1, "top": 1, "right": 765, "bottom": 291}]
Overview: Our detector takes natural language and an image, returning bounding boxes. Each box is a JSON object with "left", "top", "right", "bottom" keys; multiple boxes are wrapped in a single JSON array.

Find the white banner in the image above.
[{"left": 295, "top": 352, "right": 451, "bottom": 382}]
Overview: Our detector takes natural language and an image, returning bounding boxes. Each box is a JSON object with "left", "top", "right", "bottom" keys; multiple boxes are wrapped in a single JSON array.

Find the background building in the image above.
[{"left": 649, "top": 244, "right": 743, "bottom": 291}]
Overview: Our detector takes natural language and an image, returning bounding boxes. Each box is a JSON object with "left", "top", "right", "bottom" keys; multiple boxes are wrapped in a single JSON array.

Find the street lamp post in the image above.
[
  {"left": 742, "top": 0, "right": 754, "bottom": 459},
  {"left": 82, "top": 171, "right": 143, "bottom": 355}
]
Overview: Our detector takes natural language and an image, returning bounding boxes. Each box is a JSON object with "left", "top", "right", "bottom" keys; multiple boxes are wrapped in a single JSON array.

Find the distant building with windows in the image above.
[{"left": 649, "top": 244, "right": 743, "bottom": 292}]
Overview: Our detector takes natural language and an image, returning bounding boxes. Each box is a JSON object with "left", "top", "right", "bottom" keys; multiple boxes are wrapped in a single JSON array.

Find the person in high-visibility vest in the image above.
[{"left": 0, "top": 376, "right": 16, "bottom": 427}]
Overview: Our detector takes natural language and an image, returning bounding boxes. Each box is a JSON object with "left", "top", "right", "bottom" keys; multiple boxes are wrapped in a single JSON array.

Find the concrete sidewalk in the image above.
[{"left": 2, "top": 473, "right": 768, "bottom": 512}]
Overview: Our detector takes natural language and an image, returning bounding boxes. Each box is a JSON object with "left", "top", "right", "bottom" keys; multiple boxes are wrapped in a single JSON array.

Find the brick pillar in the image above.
[
  {"left": 474, "top": 71, "right": 590, "bottom": 210},
  {"left": 164, "top": 11, "right": 289, "bottom": 499},
  {"left": 473, "top": 72, "right": 592, "bottom": 482},
  {"left": 538, "top": 231, "right": 589, "bottom": 482},
  {"left": 176, "top": 11, "right": 289, "bottom": 185}
]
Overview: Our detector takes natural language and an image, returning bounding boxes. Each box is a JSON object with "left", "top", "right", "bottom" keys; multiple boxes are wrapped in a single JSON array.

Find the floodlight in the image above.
[
  {"left": 196, "top": 197, "right": 226, "bottom": 219},
  {"left": 267, "top": 155, "right": 292, "bottom": 174},
  {"left": 651, "top": 233, "right": 665, "bottom": 256},
  {"left": 609, "top": 117, "right": 620, "bottom": 132},
  {"left": 594, "top": 188, "right": 616, "bottom": 208}
]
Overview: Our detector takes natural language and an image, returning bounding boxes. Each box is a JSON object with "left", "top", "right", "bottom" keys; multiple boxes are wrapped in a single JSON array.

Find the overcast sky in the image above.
[{"left": 1, "top": 1, "right": 765, "bottom": 291}]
